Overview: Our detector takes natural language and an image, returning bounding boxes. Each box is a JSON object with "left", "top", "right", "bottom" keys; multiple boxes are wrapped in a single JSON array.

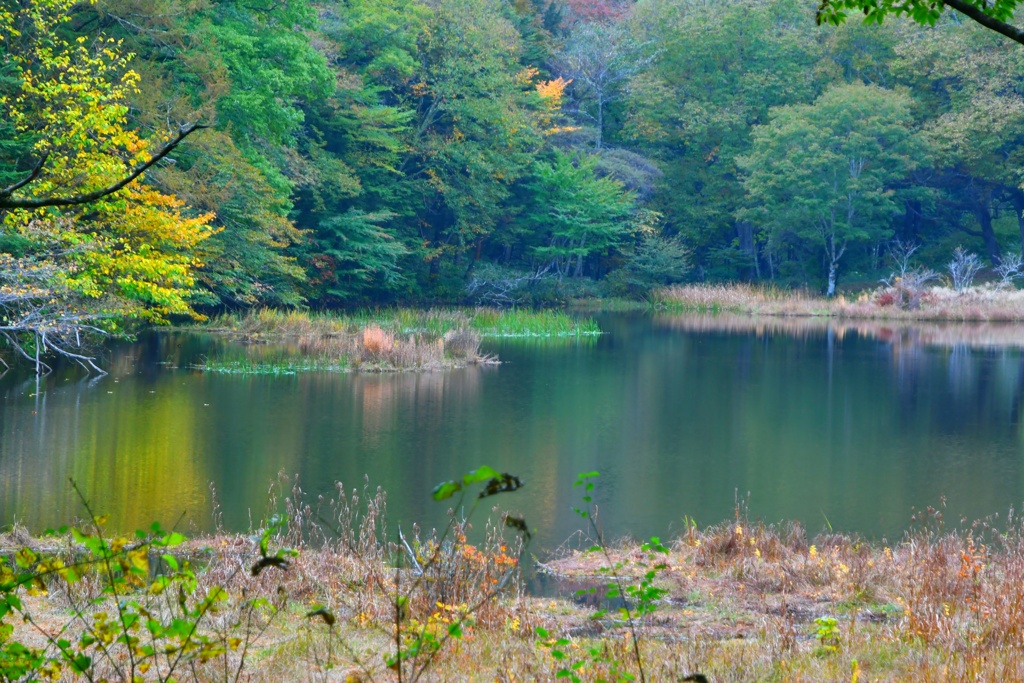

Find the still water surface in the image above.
[{"left": 3, "top": 313, "right": 1024, "bottom": 551}]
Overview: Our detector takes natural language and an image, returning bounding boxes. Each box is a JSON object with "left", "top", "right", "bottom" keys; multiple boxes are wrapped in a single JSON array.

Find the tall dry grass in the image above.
[
  {"left": 200, "top": 312, "right": 491, "bottom": 373},
  {"left": 13, "top": 487, "right": 1024, "bottom": 681},
  {"left": 656, "top": 282, "right": 1024, "bottom": 322},
  {"left": 540, "top": 503, "right": 1024, "bottom": 682},
  {"left": 199, "top": 306, "right": 599, "bottom": 373}
]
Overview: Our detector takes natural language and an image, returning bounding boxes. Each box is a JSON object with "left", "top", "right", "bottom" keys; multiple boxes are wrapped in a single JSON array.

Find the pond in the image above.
[{"left": 3, "top": 312, "right": 1024, "bottom": 552}]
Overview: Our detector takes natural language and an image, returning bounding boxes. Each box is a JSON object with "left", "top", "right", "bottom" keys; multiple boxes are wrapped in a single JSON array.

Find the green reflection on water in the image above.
[{"left": 2, "top": 314, "right": 1024, "bottom": 551}]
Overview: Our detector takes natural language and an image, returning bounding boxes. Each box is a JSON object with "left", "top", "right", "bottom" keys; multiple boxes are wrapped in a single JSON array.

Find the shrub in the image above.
[
  {"left": 443, "top": 328, "right": 482, "bottom": 360},
  {"left": 996, "top": 253, "right": 1024, "bottom": 288},
  {"left": 949, "top": 246, "right": 983, "bottom": 292}
]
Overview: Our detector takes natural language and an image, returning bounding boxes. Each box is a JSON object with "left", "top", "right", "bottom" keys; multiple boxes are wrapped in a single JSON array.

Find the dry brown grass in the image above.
[
  {"left": 539, "top": 506, "right": 1024, "bottom": 682},
  {"left": 656, "top": 282, "right": 1024, "bottom": 322},
  {"left": 11, "top": 495, "right": 1024, "bottom": 681},
  {"left": 201, "top": 310, "right": 491, "bottom": 373}
]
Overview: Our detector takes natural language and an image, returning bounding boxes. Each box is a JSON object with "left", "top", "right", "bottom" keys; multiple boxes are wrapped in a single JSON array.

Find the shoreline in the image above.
[
  {"left": 654, "top": 282, "right": 1024, "bottom": 322},
  {"left": 4, "top": 505, "right": 1024, "bottom": 681}
]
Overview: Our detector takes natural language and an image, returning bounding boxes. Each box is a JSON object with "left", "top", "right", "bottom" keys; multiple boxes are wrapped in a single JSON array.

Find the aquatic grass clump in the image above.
[
  {"left": 206, "top": 308, "right": 352, "bottom": 337},
  {"left": 344, "top": 308, "right": 471, "bottom": 336},
  {"left": 197, "top": 356, "right": 348, "bottom": 375},
  {"left": 468, "top": 308, "right": 600, "bottom": 337},
  {"left": 197, "top": 318, "right": 492, "bottom": 374},
  {"left": 198, "top": 308, "right": 600, "bottom": 373}
]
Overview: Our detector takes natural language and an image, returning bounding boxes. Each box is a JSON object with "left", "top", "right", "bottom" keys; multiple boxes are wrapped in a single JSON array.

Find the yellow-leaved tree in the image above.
[{"left": 0, "top": 0, "right": 213, "bottom": 373}]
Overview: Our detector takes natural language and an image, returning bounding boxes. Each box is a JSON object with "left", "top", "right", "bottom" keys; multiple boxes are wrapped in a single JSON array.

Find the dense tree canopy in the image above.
[
  {"left": 739, "top": 84, "right": 924, "bottom": 294},
  {"left": 5, "top": 0, "right": 1024, "bottom": 368},
  {"left": 0, "top": 0, "right": 214, "bottom": 370}
]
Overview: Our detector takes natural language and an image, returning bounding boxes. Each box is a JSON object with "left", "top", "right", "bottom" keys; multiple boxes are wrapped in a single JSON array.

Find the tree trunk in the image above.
[
  {"left": 1010, "top": 188, "right": 1024, "bottom": 257},
  {"left": 736, "top": 220, "right": 758, "bottom": 280},
  {"left": 574, "top": 235, "right": 586, "bottom": 277},
  {"left": 974, "top": 197, "right": 1000, "bottom": 265},
  {"left": 826, "top": 260, "right": 838, "bottom": 298},
  {"left": 900, "top": 199, "right": 922, "bottom": 243}
]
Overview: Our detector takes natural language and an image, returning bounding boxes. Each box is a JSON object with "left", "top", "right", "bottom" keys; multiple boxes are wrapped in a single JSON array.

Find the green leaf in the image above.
[
  {"left": 462, "top": 466, "right": 500, "bottom": 484},
  {"left": 164, "top": 532, "right": 186, "bottom": 547},
  {"left": 14, "top": 548, "right": 37, "bottom": 569},
  {"left": 306, "top": 607, "right": 336, "bottom": 626},
  {"left": 432, "top": 480, "right": 463, "bottom": 501}
]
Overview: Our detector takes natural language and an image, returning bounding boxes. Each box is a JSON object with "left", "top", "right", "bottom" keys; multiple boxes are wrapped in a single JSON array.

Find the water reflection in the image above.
[{"left": 2, "top": 317, "right": 1024, "bottom": 551}]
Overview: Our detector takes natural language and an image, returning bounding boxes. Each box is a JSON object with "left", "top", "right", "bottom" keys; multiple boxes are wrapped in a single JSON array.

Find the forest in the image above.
[{"left": 3, "top": 0, "right": 1024, "bottom": 349}]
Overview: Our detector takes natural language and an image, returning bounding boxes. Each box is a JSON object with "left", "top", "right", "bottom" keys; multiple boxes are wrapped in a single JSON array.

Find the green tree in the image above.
[
  {"left": 529, "top": 151, "right": 636, "bottom": 278},
  {"left": 408, "top": 0, "right": 551, "bottom": 286},
  {"left": 892, "top": 21, "right": 1024, "bottom": 260},
  {"left": 293, "top": 0, "right": 426, "bottom": 302},
  {"left": 86, "top": 0, "right": 334, "bottom": 307},
  {"left": 0, "top": 0, "right": 213, "bottom": 371},
  {"left": 313, "top": 210, "right": 409, "bottom": 301},
  {"left": 624, "top": 0, "right": 830, "bottom": 279},
  {"left": 738, "top": 83, "right": 925, "bottom": 295}
]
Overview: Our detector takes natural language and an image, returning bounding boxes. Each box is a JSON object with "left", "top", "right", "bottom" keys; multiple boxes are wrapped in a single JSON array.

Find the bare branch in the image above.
[
  {"left": 0, "top": 154, "right": 50, "bottom": 198},
  {"left": 0, "top": 123, "right": 207, "bottom": 210},
  {"left": 942, "top": 0, "right": 1024, "bottom": 46},
  {"left": 0, "top": 246, "right": 113, "bottom": 374}
]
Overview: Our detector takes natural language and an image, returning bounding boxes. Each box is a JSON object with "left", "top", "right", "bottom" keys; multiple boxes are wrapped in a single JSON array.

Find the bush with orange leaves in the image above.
[{"left": 361, "top": 325, "right": 395, "bottom": 357}]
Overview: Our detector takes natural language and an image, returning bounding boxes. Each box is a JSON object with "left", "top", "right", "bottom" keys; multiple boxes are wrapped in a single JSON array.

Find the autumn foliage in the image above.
[{"left": 0, "top": 0, "right": 214, "bottom": 370}]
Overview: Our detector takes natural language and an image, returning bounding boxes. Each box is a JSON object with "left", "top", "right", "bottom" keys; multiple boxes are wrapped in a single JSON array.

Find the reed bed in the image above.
[
  {"left": 197, "top": 308, "right": 599, "bottom": 373},
  {"left": 653, "top": 283, "right": 822, "bottom": 315},
  {"left": 205, "top": 307, "right": 601, "bottom": 339},
  {"left": 199, "top": 314, "right": 498, "bottom": 374},
  {"left": 469, "top": 308, "right": 601, "bottom": 337},
  {"left": 195, "top": 330, "right": 483, "bottom": 373},
  {"left": 655, "top": 282, "right": 1024, "bottom": 322}
]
